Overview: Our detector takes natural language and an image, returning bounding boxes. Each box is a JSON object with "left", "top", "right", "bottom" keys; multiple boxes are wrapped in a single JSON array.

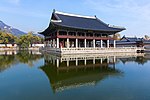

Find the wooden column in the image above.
[
  {"left": 84, "top": 39, "right": 86, "bottom": 48},
  {"left": 107, "top": 40, "right": 109, "bottom": 48},
  {"left": 56, "top": 38, "right": 59, "bottom": 48},
  {"left": 100, "top": 40, "right": 103, "bottom": 48},
  {"left": 93, "top": 39, "right": 95, "bottom": 48},
  {"left": 76, "top": 38, "right": 78, "bottom": 48},
  {"left": 114, "top": 40, "right": 116, "bottom": 48},
  {"left": 67, "top": 38, "right": 69, "bottom": 48}
]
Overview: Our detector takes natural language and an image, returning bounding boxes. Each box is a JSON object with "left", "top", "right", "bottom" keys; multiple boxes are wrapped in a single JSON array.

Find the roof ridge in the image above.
[{"left": 55, "top": 11, "right": 96, "bottom": 19}]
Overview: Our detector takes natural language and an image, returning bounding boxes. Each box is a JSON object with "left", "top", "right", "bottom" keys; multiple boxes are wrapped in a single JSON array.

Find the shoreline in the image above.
[{"left": 0, "top": 47, "right": 40, "bottom": 51}]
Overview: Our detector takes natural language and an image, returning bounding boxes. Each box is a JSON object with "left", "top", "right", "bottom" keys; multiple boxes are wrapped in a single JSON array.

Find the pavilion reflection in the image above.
[
  {"left": 40, "top": 53, "right": 140, "bottom": 93},
  {"left": 40, "top": 53, "right": 149, "bottom": 93},
  {"left": 118, "top": 55, "right": 149, "bottom": 65}
]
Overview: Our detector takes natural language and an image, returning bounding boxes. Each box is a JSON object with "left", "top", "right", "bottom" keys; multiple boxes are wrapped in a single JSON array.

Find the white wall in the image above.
[
  {"left": 0, "top": 44, "right": 17, "bottom": 47},
  {"left": 31, "top": 44, "right": 45, "bottom": 47},
  {"left": 0, "top": 44, "right": 45, "bottom": 48}
]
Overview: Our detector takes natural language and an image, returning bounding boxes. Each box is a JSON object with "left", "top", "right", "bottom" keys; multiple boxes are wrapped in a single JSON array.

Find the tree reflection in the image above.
[
  {"left": 0, "top": 55, "right": 16, "bottom": 72},
  {"left": 0, "top": 50, "right": 43, "bottom": 72},
  {"left": 16, "top": 51, "right": 43, "bottom": 67}
]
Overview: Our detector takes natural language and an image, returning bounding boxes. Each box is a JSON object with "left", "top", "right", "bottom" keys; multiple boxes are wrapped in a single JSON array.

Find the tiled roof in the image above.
[{"left": 51, "top": 11, "right": 125, "bottom": 32}]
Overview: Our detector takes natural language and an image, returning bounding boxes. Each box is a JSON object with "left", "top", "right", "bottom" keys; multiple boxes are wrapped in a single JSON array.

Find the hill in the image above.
[{"left": 0, "top": 20, "right": 26, "bottom": 36}]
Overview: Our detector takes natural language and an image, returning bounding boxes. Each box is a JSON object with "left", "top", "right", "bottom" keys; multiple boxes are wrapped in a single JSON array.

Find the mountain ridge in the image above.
[{"left": 0, "top": 20, "right": 26, "bottom": 36}]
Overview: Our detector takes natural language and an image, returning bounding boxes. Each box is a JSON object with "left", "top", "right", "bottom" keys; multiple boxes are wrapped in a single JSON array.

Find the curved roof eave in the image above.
[{"left": 52, "top": 22, "right": 124, "bottom": 32}]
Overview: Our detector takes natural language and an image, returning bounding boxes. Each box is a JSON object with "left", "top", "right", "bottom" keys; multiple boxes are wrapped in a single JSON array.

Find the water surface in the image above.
[{"left": 0, "top": 51, "right": 150, "bottom": 100}]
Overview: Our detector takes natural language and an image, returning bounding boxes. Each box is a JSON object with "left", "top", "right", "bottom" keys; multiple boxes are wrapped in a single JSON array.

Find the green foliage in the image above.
[
  {"left": 25, "top": 31, "right": 42, "bottom": 47},
  {"left": 0, "top": 31, "right": 44, "bottom": 48},
  {"left": 17, "top": 35, "right": 30, "bottom": 48},
  {"left": 16, "top": 31, "right": 43, "bottom": 48},
  {"left": 0, "top": 30, "right": 17, "bottom": 45}
]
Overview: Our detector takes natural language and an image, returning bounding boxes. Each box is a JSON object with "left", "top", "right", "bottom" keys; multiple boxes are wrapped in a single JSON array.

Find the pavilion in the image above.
[{"left": 40, "top": 10, "right": 143, "bottom": 54}]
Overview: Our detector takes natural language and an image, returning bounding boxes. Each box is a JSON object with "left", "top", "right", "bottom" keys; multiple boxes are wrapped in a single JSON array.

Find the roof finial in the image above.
[
  {"left": 94, "top": 15, "right": 97, "bottom": 18},
  {"left": 53, "top": 9, "right": 56, "bottom": 13}
]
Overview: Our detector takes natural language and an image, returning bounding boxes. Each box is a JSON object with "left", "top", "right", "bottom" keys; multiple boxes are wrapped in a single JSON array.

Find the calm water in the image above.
[{"left": 0, "top": 51, "right": 150, "bottom": 100}]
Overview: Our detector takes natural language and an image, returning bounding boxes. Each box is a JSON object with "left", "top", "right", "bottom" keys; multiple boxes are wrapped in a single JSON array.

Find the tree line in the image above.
[{"left": 0, "top": 30, "right": 44, "bottom": 48}]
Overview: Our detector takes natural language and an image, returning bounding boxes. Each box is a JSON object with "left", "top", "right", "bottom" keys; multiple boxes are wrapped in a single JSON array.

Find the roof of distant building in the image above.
[{"left": 120, "top": 36, "right": 143, "bottom": 42}]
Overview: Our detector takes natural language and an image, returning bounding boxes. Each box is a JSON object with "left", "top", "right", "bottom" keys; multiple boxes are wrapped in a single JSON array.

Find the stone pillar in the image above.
[
  {"left": 84, "top": 39, "right": 86, "bottom": 48},
  {"left": 56, "top": 59, "right": 59, "bottom": 68},
  {"left": 56, "top": 38, "right": 59, "bottom": 48},
  {"left": 107, "top": 40, "right": 109, "bottom": 48},
  {"left": 107, "top": 57, "right": 109, "bottom": 63},
  {"left": 76, "top": 38, "right": 78, "bottom": 48},
  {"left": 93, "top": 39, "right": 95, "bottom": 48},
  {"left": 67, "top": 38, "right": 69, "bottom": 48},
  {"left": 84, "top": 58, "right": 87, "bottom": 65},
  {"left": 100, "top": 58, "right": 103, "bottom": 64},
  {"left": 67, "top": 60, "right": 69, "bottom": 67},
  {"left": 76, "top": 59, "right": 78, "bottom": 66},
  {"left": 93, "top": 57, "right": 95, "bottom": 64},
  {"left": 114, "top": 40, "right": 116, "bottom": 48},
  {"left": 113, "top": 56, "right": 116, "bottom": 63}
]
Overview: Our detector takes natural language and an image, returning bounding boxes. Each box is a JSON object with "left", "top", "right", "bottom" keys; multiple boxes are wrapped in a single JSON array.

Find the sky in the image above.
[{"left": 0, "top": 0, "right": 150, "bottom": 37}]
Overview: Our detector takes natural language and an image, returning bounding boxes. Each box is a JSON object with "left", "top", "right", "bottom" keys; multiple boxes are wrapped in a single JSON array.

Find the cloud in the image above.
[
  {"left": 3, "top": 0, "right": 20, "bottom": 5},
  {"left": 84, "top": 0, "right": 150, "bottom": 21},
  {"left": 84, "top": 0, "right": 150, "bottom": 37}
]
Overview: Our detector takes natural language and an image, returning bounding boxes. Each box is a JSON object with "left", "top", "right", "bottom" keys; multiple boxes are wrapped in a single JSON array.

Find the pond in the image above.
[{"left": 0, "top": 51, "right": 150, "bottom": 100}]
